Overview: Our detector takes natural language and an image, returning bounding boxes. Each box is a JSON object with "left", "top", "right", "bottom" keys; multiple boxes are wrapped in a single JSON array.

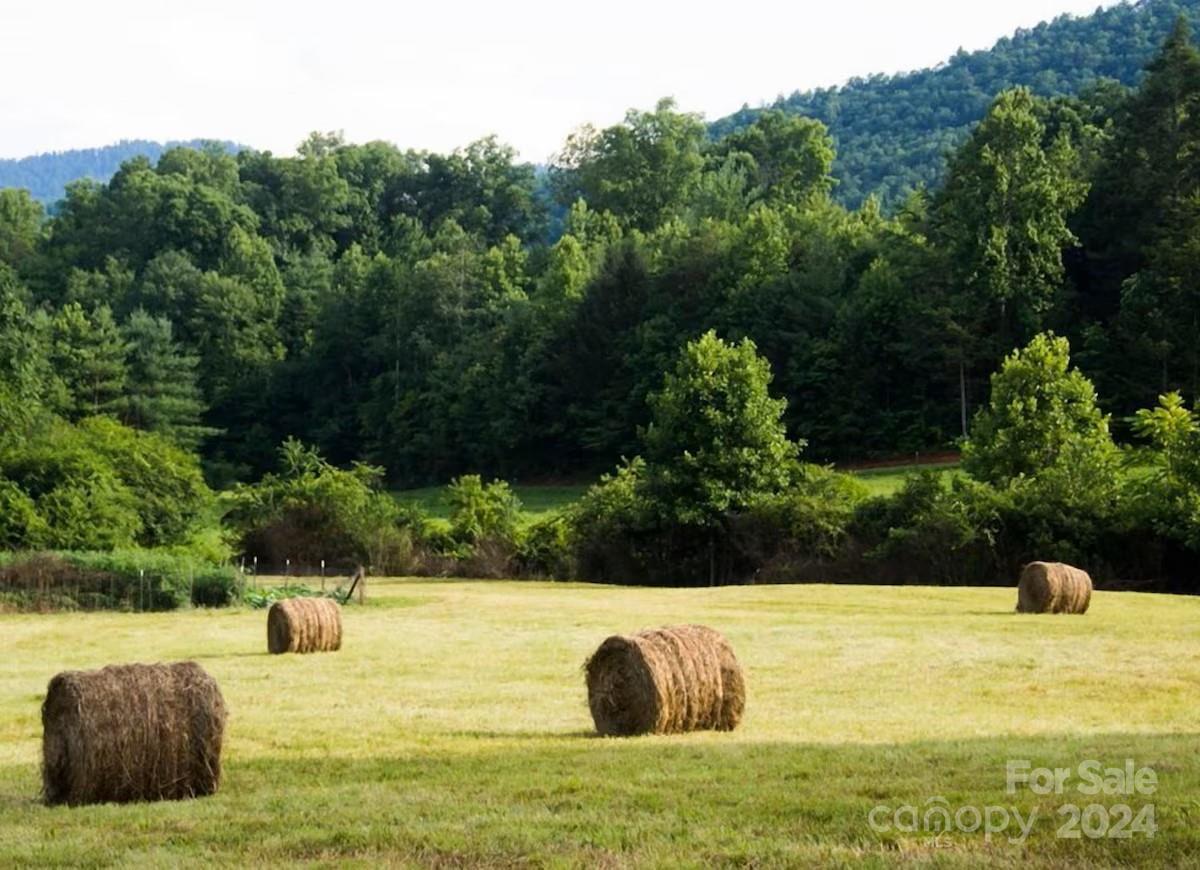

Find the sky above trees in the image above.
[{"left": 2, "top": 0, "right": 1119, "bottom": 161}]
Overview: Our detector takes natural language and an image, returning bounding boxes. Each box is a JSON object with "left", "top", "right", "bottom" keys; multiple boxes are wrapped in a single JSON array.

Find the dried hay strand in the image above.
[
  {"left": 584, "top": 624, "right": 745, "bottom": 736},
  {"left": 267, "top": 596, "right": 343, "bottom": 654},
  {"left": 1016, "top": 562, "right": 1093, "bottom": 614},
  {"left": 41, "top": 661, "right": 226, "bottom": 806}
]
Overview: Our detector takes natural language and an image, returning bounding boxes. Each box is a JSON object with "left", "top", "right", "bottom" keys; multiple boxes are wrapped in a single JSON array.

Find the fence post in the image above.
[
  {"left": 321, "top": 559, "right": 325, "bottom": 592},
  {"left": 139, "top": 569, "right": 145, "bottom": 612}
]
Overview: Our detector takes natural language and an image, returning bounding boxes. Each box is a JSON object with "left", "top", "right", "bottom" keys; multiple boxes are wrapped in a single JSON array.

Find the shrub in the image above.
[
  {"left": 518, "top": 514, "right": 574, "bottom": 578},
  {"left": 851, "top": 472, "right": 1011, "bottom": 585},
  {"left": 744, "top": 465, "right": 869, "bottom": 560},
  {"left": 0, "top": 549, "right": 241, "bottom": 610},
  {"left": 78, "top": 417, "right": 213, "bottom": 546},
  {"left": 0, "top": 477, "right": 47, "bottom": 550},
  {"left": 0, "top": 417, "right": 214, "bottom": 551},
  {"left": 569, "top": 458, "right": 653, "bottom": 583},
  {"left": 230, "top": 439, "right": 425, "bottom": 573},
  {"left": 446, "top": 475, "right": 522, "bottom": 545}
]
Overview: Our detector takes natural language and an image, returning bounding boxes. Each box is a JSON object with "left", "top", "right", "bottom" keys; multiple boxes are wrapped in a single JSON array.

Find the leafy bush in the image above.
[
  {"left": 0, "top": 549, "right": 241, "bottom": 610},
  {"left": 568, "top": 458, "right": 652, "bottom": 583},
  {"left": 0, "top": 417, "right": 214, "bottom": 551},
  {"left": 0, "top": 477, "right": 47, "bottom": 550},
  {"left": 851, "top": 472, "right": 1012, "bottom": 585},
  {"left": 242, "top": 583, "right": 343, "bottom": 609},
  {"left": 446, "top": 475, "right": 522, "bottom": 545},
  {"left": 745, "top": 465, "right": 869, "bottom": 559},
  {"left": 78, "top": 417, "right": 213, "bottom": 546},
  {"left": 518, "top": 514, "right": 574, "bottom": 579},
  {"left": 230, "top": 439, "right": 425, "bottom": 574}
]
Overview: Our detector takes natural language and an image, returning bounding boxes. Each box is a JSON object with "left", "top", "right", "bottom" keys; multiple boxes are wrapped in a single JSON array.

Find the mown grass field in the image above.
[
  {"left": 1, "top": 581, "right": 1197, "bottom": 867},
  {"left": 393, "top": 485, "right": 588, "bottom": 526},
  {"left": 848, "top": 462, "right": 961, "bottom": 497},
  {"left": 393, "top": 466, "right": 955, "bottom": 523}
]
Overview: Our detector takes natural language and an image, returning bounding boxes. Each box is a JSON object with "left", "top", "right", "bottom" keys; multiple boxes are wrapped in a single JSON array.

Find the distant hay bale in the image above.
[
  {"left": 1017, "top": 562, "right": 1093, "bottom": 614},
  {"left": 41, "top": 661, "right": 226, "bottom": 806},
  {"left": 584, "top": 624, "right": 745, "bottom": 736},
  {"left": 267, "top": 597, "right": 343, "bottom": 654}
]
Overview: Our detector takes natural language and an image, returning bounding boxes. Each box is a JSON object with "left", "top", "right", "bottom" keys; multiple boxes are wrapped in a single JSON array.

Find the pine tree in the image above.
[
  {"left": 50, "top": 303, "right": 129, "bottom": 419},
  {"left": 120, "top": 309, "right": 215, "bottom": 450}
]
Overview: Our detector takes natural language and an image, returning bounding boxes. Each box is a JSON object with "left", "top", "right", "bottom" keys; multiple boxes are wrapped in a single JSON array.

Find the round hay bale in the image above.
[
  {"left": 41, "top": 661, "right": 226, "bottom": 806},
  {"left": 267, "top": 597, "right": 343, "bottom": 654},
  {"left": 584, "top": 624, "right": 745, "bottom": 736},
  {"left": 1016, "top": 562, "right": 1093, "bottom": 614}
]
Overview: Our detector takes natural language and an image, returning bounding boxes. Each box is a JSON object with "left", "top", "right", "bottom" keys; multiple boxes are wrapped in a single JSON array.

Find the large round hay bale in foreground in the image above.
[
  {"left": 42, "top": 661, "right": 226, "bottom": 806},
  {"left": 585, "top": 624, "right": 745, "bottom": 736},
  {"left": 1017, "top": 562, "right": 1093, "bottom": 614},
  {"left": 267, "top": 597, "right": 343, "bottom": 654}
]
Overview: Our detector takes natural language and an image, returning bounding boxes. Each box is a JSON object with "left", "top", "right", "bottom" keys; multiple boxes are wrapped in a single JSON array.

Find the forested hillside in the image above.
[
  {"left": 5, "top": 18, "right": 1200, "bottom": 589},
  {"left": 0, "top": 140, "right": 242, "bottom": 205},
  {"left": 712, "top": 0, "right": 1200, "bottom": 206},
  {"left": 0, "top": 23, "right": 1199, "bottom": 488}
]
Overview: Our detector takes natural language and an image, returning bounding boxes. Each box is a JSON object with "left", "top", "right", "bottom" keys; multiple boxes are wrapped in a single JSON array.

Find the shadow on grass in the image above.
[{"left": 2, "top": 732, "right": 1197, "bottom": 866}]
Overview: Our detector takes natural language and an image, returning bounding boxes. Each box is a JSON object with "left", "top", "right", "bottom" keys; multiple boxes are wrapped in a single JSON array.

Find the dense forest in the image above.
[
  {"left": 4, "top": 20, "right": 1200, "bottom": 484},
  {"left": 4, "top": 18, "right": 1200, "bottom": 591},
  {"left": 0, "top": 140, "right": 243, "bottom": 205},
  {"left": 712, "top": 0, "right": 1200, "bottom": 206}
]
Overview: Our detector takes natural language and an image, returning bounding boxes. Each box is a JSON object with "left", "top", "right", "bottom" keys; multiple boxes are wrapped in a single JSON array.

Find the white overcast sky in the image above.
[{"left": 2, "top": 0, "right": 1122, "bottom": 162}]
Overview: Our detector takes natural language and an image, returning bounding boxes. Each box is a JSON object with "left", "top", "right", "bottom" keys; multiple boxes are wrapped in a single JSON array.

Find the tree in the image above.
[
  {"left": 934, "top": 88, "right": 1087, "bottom": 351},
  {"left": 49, "top": 303, "right": 128, "bottom": 419},
  {"left": 1131, "top": 392, "right": 1200, "bottom": 548},
  {"left": 962, "top": 333, "right": 1117, "bottom": 486},
  {"left": 1084, "top": 20, "right": 1200, "bottom": 403},
  {"left": 711, "top": 110, "right": 835, "bottom": 205},
  {"left": 641, "top": 330, "right": 800, "bottom": 525},
  {"left": 0, "top": 189, "right": 43, "bottom": 269},
  {"left": 120, "top": 310, "right": 213, "bottom": 450},
  {"left": 0, "top": 275, "right": 53, "bottom": 436},
  {"left": 551, "top": 98, "right": 706, "bottom": 231}
]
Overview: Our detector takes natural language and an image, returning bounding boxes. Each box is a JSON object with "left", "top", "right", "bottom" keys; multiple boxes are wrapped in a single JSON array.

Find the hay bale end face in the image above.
[
  {"left": 585, "top": 624, "right": 745, "bottom": 736},
  {"left": 267, "top": 597, "right": 343, "bottom": 654},
  {"left": 1017, "top": 562, "right": 1093, "bottom": 614},
  {"left": 41, "top": 661, "right": 226, "bottom": 806}
]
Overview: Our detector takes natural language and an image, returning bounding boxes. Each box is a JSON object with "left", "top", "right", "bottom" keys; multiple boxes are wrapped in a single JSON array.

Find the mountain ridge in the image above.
[
  {"left": 710, "top": 0, "right": 1200, "bottom": 205},
  {"left": 0, "top": 139, "right": 244, "bottom": 205}
]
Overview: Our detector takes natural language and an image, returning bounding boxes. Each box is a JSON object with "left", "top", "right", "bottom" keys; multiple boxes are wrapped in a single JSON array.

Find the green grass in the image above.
[
  {"left": 393, "top": 484, "right": 589, "bottom": 525},
  {"left": 2, "top": 581, "right": 1197, "bottom": 866},
  {"left": 396, "top": 468, "right": 957, "bottom": 517},
  {"left": 848, "top": 462, "right": 961, "bottom": 497}
]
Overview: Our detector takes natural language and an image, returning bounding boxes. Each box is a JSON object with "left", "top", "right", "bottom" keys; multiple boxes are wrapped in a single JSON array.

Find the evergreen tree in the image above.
[
  {"left": 120, "top": 310, "right": 213, "bottom": 450},
  {"left": 49, "top": 303, "right": 129, "bottom": 419}
]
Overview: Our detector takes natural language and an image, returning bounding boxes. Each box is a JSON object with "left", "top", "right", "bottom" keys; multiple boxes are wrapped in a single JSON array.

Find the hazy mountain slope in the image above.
[{"left": 0, "top": 139, "right": 243, "bottom": 205}]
